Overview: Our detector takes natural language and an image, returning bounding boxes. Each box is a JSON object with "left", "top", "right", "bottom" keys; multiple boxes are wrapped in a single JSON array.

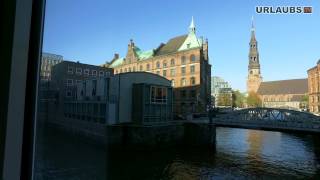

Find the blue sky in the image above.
[{"left": 43, "top": 0, "right": 320, "bottom": 92}]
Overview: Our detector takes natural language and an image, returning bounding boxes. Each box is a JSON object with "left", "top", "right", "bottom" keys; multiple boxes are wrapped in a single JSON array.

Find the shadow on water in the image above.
[{"left": 34, "top": 124, "right": 320, "bottom": 180}]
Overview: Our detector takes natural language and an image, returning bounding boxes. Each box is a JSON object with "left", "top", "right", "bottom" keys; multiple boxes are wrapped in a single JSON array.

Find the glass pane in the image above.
[{"left": 32, "top": 0, "right": 320, "bottom": 180}]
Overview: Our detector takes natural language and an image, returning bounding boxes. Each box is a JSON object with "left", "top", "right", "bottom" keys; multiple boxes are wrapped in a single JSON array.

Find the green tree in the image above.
[
  {"left": 217, "top": 93, "right": 232, "bottom": 107},
  {"left": 232, "top": 90, "right": 246, "bottom": 108},
  {"left": 300, "top": 94, "right": 309, "bottom": 110},
  {"left": 246, "top": 92, "right": 262, "bottom": 107}
]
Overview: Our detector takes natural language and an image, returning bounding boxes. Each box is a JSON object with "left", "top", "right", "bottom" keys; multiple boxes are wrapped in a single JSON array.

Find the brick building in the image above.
[
  {"left": 308, "top": 60, "right": 320, "bottom": 113},
  {"left": 104, "top": 17, "right": 211, "bottom": 115},
  {"left": 257, "top": 79, "right": 308, "bottom": 110}
]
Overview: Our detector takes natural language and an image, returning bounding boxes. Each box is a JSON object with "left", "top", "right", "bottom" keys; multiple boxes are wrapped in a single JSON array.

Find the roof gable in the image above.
[{"left": 178, "top": 32, "right": 201, "bottom": 51}]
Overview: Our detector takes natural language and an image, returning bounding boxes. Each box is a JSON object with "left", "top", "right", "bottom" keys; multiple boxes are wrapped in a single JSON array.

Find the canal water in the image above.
[{"left": 34, "top": 126, "right": 320, "bottom": 179}]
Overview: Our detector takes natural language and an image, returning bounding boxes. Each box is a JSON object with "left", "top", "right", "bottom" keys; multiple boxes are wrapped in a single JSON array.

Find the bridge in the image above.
[{"left": 199, "top": 108, "right": 320, "bottom": 133}]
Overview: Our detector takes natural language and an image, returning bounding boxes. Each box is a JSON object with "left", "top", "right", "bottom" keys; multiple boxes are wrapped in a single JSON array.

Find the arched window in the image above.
[
  {"left": 190, "top": 77, "right": 196, "bottom": 85},
  {"left": 139, "top": 65, "right": 143, "bottom": 71},
  {"left": 181, "top": 78, "right": 186, "bottom": 86},
  {"left": 170, "top": 59, "right": 175, "bottom": 66},
  {"left": 181, "top": 56, "right": 186, "bottom": 65},
  {"left": 146, "top": 64, "right": 150, "bottom": 71},
  {"left": 190, "top": 54, "right": 196, "bottom": 62},
  {"left": 250, "top": 70, "right": 253, "bottom": 74},
  {"left": 163, "top": 60, "right": 167, "bottom": 68},
  {"left": 156, "top": 61, "right": 160, "bottom": 68}
]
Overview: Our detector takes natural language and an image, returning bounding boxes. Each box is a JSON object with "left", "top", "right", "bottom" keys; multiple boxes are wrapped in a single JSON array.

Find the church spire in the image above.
[
  {"left": 251, "top": 16, "right": 256, "bottom": 41},
  {"left": 189, "top": 16, "right": 196, "bottom": 33},
  {"left": 247, "top": 16, "right": 262, "bottom": 93}
]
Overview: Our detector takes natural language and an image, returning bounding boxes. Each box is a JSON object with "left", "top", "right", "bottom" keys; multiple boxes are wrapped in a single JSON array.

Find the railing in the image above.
[{"left": 214, "top": 108, "right": 320, "bottom": 132}]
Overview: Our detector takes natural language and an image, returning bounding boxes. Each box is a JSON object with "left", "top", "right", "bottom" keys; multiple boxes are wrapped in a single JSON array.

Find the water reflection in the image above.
[{"left": 34, "top": 126, "right": 320, "bottom": 179}]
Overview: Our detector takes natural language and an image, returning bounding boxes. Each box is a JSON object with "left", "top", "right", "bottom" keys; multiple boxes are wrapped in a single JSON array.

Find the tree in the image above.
[
  {"left": 246, "top": 92, "right": 262, "bottom": 107},
  {"left": 232, "top": 90, "right": 246, "bottom": 108},
  {"left": 300, "top": 94, "right": 309, "bottom": 110},
  {"left": 217, "top": 93, "right": 232, "bottom": 107}
]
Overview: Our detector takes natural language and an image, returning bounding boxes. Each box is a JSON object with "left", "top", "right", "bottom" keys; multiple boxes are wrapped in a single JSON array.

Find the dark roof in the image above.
[
  {"left": 155, "top": 35, "right": 188, "bottom": 56},
  {"left": 257, "top": 78, "right": 308, "bottom": 95}
]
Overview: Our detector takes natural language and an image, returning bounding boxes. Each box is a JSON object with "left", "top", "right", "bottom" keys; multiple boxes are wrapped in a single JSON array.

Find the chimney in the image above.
[{"left": 114, "top": 53, "right": 119, "bottom": 59}]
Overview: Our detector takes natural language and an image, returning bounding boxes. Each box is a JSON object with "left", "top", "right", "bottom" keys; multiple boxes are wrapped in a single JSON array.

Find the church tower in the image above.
[{"left": 247, "top": 17, "right": 262, "bottom": 93}]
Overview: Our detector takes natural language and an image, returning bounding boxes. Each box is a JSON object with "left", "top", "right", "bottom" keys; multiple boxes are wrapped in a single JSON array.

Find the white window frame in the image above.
[
  {"left": 84, "top": 69, "right": 89, "bottom": 75},
  {"left": 76, "top": 67, "right": 82, "bottom": 75},
  {"left": 92, "top": 70, "right": 97, "bottom": 76},
  {"left": 99, "top": 71, "right": 104, "bottom": 77},
  {"left": 67, "top": 66, "right": 74, "bottom": 74},
  {"left": 66, "top": 79, "right": 73, "bottom": 86}
]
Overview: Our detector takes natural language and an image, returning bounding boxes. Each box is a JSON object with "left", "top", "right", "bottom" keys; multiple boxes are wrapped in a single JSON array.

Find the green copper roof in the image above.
[
  {"left": 109, "top": 57, "right": 124, "bottom": 68},
  {"left": 178, "top": 32, "right": 201, "bottom": 51},
  {"left": 134, "top": 47, "right": 154, "bottom": 60}
]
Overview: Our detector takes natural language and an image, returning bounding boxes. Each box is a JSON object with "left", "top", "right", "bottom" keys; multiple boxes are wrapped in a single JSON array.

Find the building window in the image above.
[
  {"left": 181, "top": 56, "right": 186, "bottom": 65},
  {"left": 125, "top": 68, "right": 127, "bottom": 72},
  {"left": 181, "top": 67, "right": 186, "bottom": 76},
  {"left": 170, "top": 59, "right": 175, "bottom": 66},
  {"left": 163, "top": 61, "right": 167, "bottom": 68},
  {"left": 76, "top": 68, "right": 82, "bottom": 75},
  {"left": 190, "top": 54, "right": 196, "bottom": 62},
  {"left": 105, "top": 71, "right": 110, "bottom": 77},
  {"left": 120, "top": 69, "right": 123, "bottom": 73},
  {"left": 99, "top": 71, "right": 104, "bottom": 77},
  {"left": 163, "top": 70, "right": 167, "bottom": 77},
  {"left": 84, "top": 69, "right": 89, "bottom": 75},
  {"left": 129, "top": 67, "right": 132, "bottom": 72},
  {"left": 147, "top": 64, "right": 150, "bottom": 71},
  {"left": 140, "top": 65, "right": 143, "bottom": 71},
  {"left": 156, "top": 61, "right": 160, "bottom": 69},
  {"left": 190, "top": 65, "right": 195, "bottom": 74},
  {"left": 170, "top": 68, "right": 175, "bottom": 76},
  {"left": 67, "top": 66, "right": 74, "bottom": 74},
  {"left": 156, "top": 70, "right": 160, "bottom": 75},
  {"left": 150, "top": 86, "right": 167, "bottom": 104},
  {"left": 92, "top": 80, "right": 97, "bottom": 96},
  {"left": 181, "top": 78, "right": 186, "bottom": 86},
  {"left": 133, "top": 66, "right": 136, "bottom": 72},
  {"left": 76, "top": 80, "right": 82, "bottom": 84},
  {"left": 66, "top": 79, "right": 73, "bottom": 86},
  {"left": 66, "top": 90, "right": 72, "bottom": 97},
  {"left": 190, "top": 77, "right": 196, "bottom": 85},
  {"left": 171, "top": 79, "right": 175, "bottom": 87},
  {"left": 92, "top": 70, "right": 97, "bottom": 76}
]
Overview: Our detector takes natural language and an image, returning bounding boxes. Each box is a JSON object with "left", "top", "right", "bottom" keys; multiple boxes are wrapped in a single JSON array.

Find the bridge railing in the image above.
[{"left": 214, "top": 108, "right": 320, "bottom": 131}]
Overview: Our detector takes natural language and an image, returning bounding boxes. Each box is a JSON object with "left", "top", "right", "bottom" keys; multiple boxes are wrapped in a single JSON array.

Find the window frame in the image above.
[{"left": 1, "top": 0, "right": 46, "bottom": 179}]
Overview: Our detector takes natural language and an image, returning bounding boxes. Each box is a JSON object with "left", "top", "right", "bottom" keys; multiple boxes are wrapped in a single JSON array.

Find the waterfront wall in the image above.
[{"left": 46, "top": 118, "right": 216, "bottom": 148}]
